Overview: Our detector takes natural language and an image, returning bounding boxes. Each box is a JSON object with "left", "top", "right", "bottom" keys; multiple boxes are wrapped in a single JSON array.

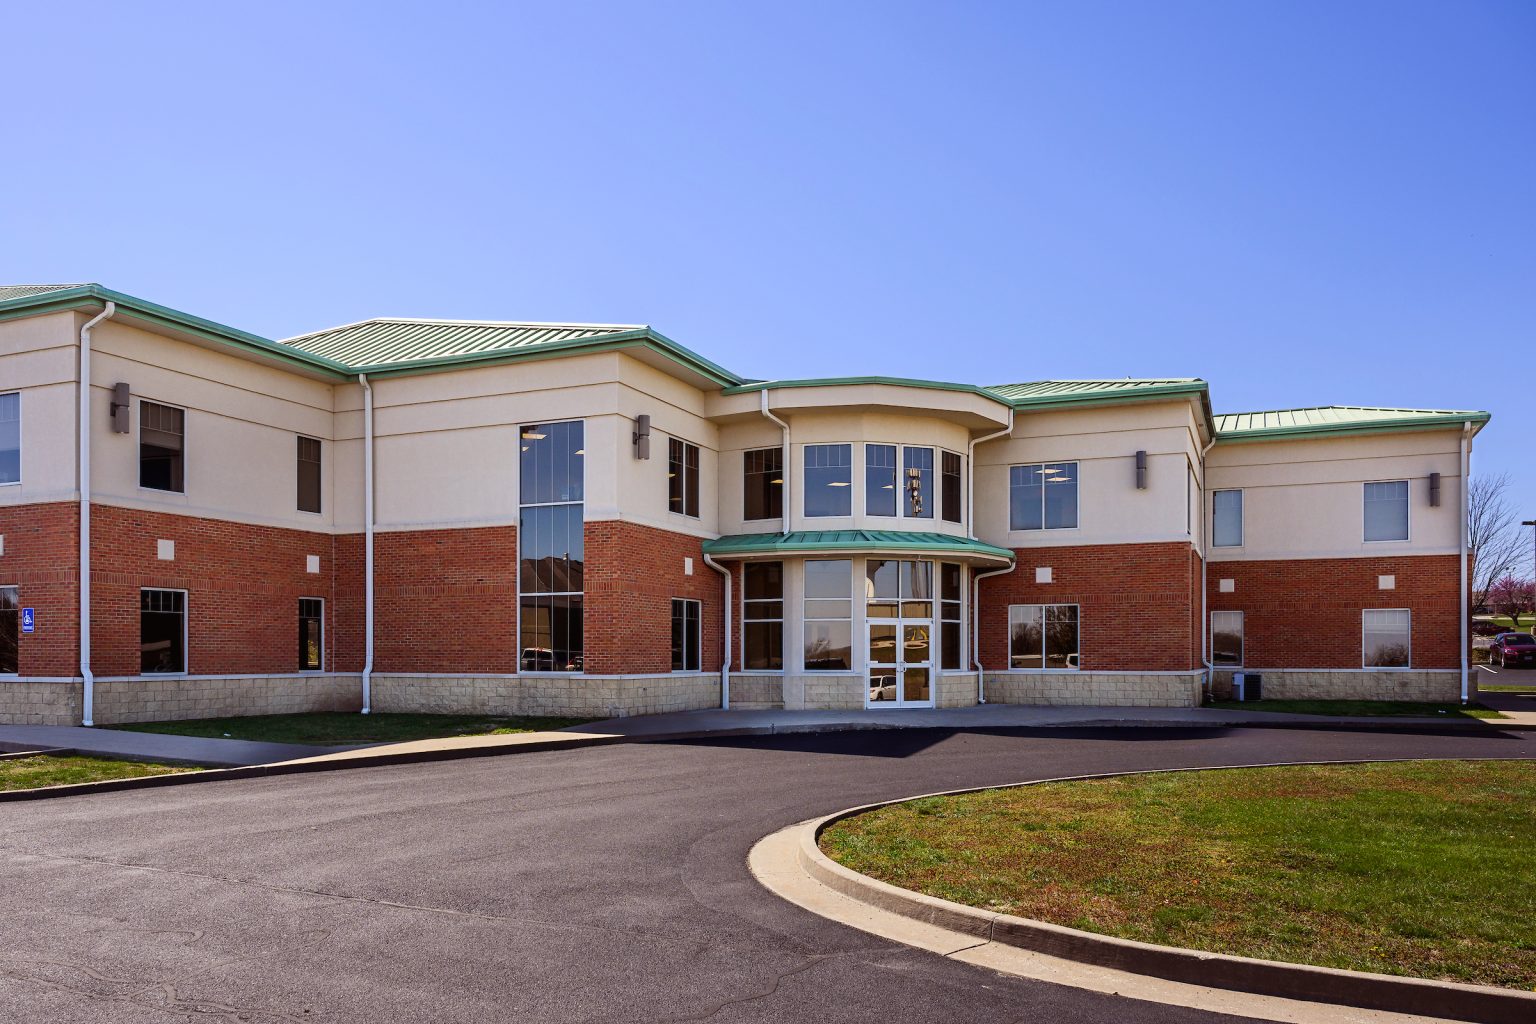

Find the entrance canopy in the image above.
[{"left": 702, "top": 530, "right": 1014, "bottom": 566}]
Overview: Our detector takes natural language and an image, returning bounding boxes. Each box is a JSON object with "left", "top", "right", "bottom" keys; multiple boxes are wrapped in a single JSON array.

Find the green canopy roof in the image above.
[{"left": 702, "top": 530, "right": 1014, "bottom": 562}]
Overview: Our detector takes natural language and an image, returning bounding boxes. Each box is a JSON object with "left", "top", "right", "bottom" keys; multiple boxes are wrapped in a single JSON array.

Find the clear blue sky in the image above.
[{"left": 2, "top": 1, "right": 1531, "bottom": 519}]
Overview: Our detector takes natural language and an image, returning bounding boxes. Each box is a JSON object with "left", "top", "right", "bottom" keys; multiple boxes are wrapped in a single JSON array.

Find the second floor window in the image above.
[
  {"left": 669, "top": 438, "right": 700, "bottom": 518},
  {"left": 1364, "top": 481, "right": 1409, "bottom": 542},
  {"left": 743, "top": 447, "right": 782, "bottom": 520},
  {"left": 1009, "top": 462, "right": 1077, "bottom": 530},
  {"left": 804, "top": 444, "right": 851, "bottom": 517},
  {"left": 866, "top": 444, "right": 897, "bottom": 517},
  {"left": 140, "top": 401, "right": 185, "bottom": 493},
  {"left": 903, "top": 447, "right": 934, "bottom": 518},
  {"left": 297, "top": 436, "right": 322, "bottom": 513},
  {"left": 0, "top": 392, "right": 19, "bottom": 484},
  {"left": 941, "top": 451, "right": 962, "bottom": 523},
  {"left": 1212, "top": 489, "right": 1243, "bottom": 547}
]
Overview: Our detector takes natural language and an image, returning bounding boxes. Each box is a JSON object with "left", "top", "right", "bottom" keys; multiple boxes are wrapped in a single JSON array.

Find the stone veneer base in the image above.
[
  {"left": 369, "top": 674, "right": 721, "bottom": 719},
  {"left": 1208, "top": 669, "right": 1464, "bottom": 703},
  {"left": 983, "top": 671, "right": 1206, "bottom": 708},
  {"left": 0, "top": 675, "right": 361, "bottom": 726}
]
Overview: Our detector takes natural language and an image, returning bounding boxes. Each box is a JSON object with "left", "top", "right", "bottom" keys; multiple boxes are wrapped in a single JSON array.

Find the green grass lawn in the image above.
[
  {"left": 1479, "top": 683, "right": 1536, "bottom": 693},
  {"left": 113, "top": 711, "right": 596, "bottom": 746},
  {"left": 0, "top": 754, "right": 200, "bottom": 792},
  {"left": 821, "top": 760, "right": 1536, "bottom": 988},
  {"left": 1205, "top": 698, "right": 1505, "bottom": 719}
]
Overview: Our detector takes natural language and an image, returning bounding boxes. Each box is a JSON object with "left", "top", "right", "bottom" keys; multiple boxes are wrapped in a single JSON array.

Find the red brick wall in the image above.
[
  {"left": 1207, "top": 554, "right": 1463, "bottom": 669},
  {"left": 0, "top": 502, "right": 80, "bottom": 677},
  {"left": 90, "top": 505, "right": 347, "bottom": 676},
  {"left": 372, "top": 526, "right": 517, "bottom": 673},
  {"left": 979, "top": 542, "right": 1200, "bottom": 672},
  {"left": 584, "top": 521, "right": 723, "bottom": 675},
  {"left": 332, "top": 533, "right": 365, "bottom": 673}
]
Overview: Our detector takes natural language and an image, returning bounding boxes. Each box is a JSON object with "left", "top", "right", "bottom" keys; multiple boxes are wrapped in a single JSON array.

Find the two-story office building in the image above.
[{"left": 0, "top": 284, "right": 1486, "bottom": 725}]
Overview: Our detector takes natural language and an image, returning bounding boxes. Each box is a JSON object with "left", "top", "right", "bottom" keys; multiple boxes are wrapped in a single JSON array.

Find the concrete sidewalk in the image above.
[{"left": 0, "top": 723, "right": 354, "bottom": 767}]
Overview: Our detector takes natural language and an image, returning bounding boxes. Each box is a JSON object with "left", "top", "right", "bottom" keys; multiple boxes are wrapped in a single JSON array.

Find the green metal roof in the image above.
[
  {"left": 702, "top": 530, "right": 1014, "bottom": 562},
  {"left": 1214, "top": 405, "right": 1490, "bottom": 442},
  {"left": 0, "top": 284, "right": 90, "bottom": 302},
  {"left": 987, "top": 378, "right": 1205, "bottom": 403},
  {"left": 283, "top": 317, "right": 643, "bottom": 364}
]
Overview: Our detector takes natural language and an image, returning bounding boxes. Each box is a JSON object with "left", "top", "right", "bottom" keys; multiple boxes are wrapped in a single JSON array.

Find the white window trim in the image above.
[
  {"left": 740, "top": 561, "right": 785, "bottom": 673},
  {"left": 1212, "top": 488, "right": 1244, "bottom": 548},
  {"left": 1008, "top": 461, "right": 1080, "bottom": 532},
  {"left": 939, "top": 448, "right": 964, "bottom": 525},
  {"left": 1362, "top": 608, "right": 1412, "bottom": 669},
  {"left": 138, "top": 398, "right": 188, "bottom": 495},
  {"left": 140, "top": 587, "right": 189, "bottom": 677},
  {"left": 1006, "top": 602, "right": 1081, "bottom": 671},
  {"left": 299, "top": 596, "right": 325, "bottom": 672},
  {"left": 516, "top": 417, "right": 585, "bottom": 674},
  {"left": 667, "top": 436, "right": 701, "bottom": 520},
  {"left": 1362, "top": 478, "right": 1411, "bottom": 544},
  {"left": 803, "top": 443, "right": 854, "bottom": 519},
  {"left": 0, "top": 391, "right": 20, "bottom": 487},
  {"left": 742, "top": 447, "right": 784, "bottom": 523},
  {"left": 670, "top": 597, "right": 702, "bottom": 673},
  {"left": 0, "top": 584, "right": 18, "bottom": 675},
  {"left": 296, "top": 435, "right": 324, "bottom": 517},
  {"left": 1211, "top": 610, "right": 1244, "bottom": 667}
]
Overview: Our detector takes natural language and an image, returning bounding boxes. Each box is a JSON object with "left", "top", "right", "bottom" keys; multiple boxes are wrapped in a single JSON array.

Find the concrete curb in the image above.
[{"left": 798, "top": 760, "right": 1536, "bottom": 1024}]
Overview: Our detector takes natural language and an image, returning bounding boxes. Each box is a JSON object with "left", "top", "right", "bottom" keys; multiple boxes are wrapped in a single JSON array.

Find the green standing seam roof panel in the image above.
[
  {"left": 702, "top": 530, "right": 1015, "bottom": 561},
  {"left": 1214, "top": 405, "right": 1490, "bottom": 441}
]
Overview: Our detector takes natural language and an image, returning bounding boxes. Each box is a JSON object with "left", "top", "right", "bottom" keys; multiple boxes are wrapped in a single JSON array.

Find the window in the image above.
[
  {"left": 804, "top": 559, "right": 852, "bottom": 669},
  {"left": 1364, "top": 481, "right": 1409, "bottom": 542},
  {"left": 1211, "top": 610, "right": 1243, "bottom": 666},
  {"left": 743, "top": 562, "right": 784, "bottom": 670},
  {"left": 668, "top": 438, "right": 700, "bottom": 518},
  {"left": 865, "top": 444, "right": 897, "bottom": 516},
  {"left": 903, "top": 447, "right": 934, "bottom": 518},
  {"left": 941, "top": 451, "right": 962, "bottom": 523},
  {"left": 1186, "top": 465, "right": 1193, "bottom": 535},
  {"left": 141, "top": 589, "right": 187, "bottom": 674},
  {"left": 520, "top": 421, "right": 584, "bottom": 672},
  {"left": 0, "top": 586, "right": 16, "bottom": 674},
  {"left": 743, "top": 448, "right": 783, "bottom": 521},
  {"left": 140, "top": 402, "right": 185, "bottom": 492},
  {"left": 804, "top": 444, "right": 852, "bottom": 517},
  {"left": 1212, "top": 489, "right": 1243, "bottom": 547},
  {"left": 1008, "top": 604, "right": 1079, "bottom": 669},
  {"left": 299, "top": 598, "right": 324, "bottom": 671},
  {"left": 940, "top": 562, "right": 962, "bottom": 670},
  {"left": 0, "top": 392, "right": 18, "bottom": 485},
  {"left": 865, "top": 559, "right": 932, "bottom": 618},
  {"left": 297, "top": 436, "right": 322, "bottom": 514},
  {"left": 1363, "top": 609, "right": 1411, "bottom": 667},
  {"left": 671, "top": 599, "right": 702, "bottom": 671},
  {"left": 1009, "top": 462, "right": 1077, "bottom": 530}
]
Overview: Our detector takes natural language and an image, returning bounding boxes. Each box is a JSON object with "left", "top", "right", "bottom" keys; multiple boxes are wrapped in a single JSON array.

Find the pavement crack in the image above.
[{"left": 664, "top": 953, "right": 838, "bottom": 1023}]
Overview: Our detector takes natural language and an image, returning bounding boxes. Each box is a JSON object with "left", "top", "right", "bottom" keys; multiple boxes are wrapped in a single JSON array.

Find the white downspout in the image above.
[
  {"left": 1460, "top": 422, "right": 1471, "bottom": 704},
  {"left": 967, "top": 408, "right": 1014, "bottom": 541},
  {"left": 759, "top": 389, "right": 791, "bottom": 536},
  {"left": 703, "top": 553, "right": 731, "bottom": 709},
  {"left": 1198, "top": 435, "right": 1218, "bottom": 698},
  {"left": 78, "top": 301, "right": 116, "bottom": 727},
  {"left": 971, "top": 561, "right": 1016, "bottom": 704},
  {"left": 359, "top": 374, "right": 375, "bottom": 714}
]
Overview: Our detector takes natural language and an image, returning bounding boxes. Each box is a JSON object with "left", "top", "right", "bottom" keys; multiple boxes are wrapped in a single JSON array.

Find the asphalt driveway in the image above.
[{"left": 1, "top": 724, "right": 1530, "bottom": 1023}]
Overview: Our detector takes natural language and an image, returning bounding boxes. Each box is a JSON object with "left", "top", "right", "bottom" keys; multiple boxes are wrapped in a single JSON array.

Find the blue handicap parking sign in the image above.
[{"left": 21, "top": 608, "right": 34, "bottom": 633}]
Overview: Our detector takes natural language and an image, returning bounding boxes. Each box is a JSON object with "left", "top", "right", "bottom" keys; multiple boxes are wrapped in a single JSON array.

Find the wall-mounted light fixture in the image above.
[
  {"left": 633, "top": 414, "right": 651, "bottom": 460},
  {"left": 1429, "top": 472, "right": 1441, "bottom": 507},
  {"left": 1135, "top": 450, "right": 1148, "bottom": 490},
  {"left": 110, "top": 383, "right": 131, "bottom": 434}
]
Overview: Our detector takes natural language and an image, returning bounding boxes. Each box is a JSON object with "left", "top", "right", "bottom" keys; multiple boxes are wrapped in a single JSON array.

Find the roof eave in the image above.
[{"left": 1215, "top": 412, "right": 1491, "bottom": 444}]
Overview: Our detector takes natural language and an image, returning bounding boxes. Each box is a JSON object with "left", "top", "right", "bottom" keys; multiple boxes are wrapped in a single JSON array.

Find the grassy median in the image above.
[
  {"left": 822, "top": 760, "right": 1536, "bottom": 988},
  {"left": 0, "top": 754, "right": 200, "bottom": 792},
  {"left": 114, "top": 711, "right": 596, "bottom": 746}
]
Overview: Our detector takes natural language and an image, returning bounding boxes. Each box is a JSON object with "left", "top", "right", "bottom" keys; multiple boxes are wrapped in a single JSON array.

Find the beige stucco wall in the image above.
[
  {"left": 1205, "top": 431, "right": 1464, "bottom": 561},
  {"left": 0, "top": 312, "right": 82, "bottom": 505}
]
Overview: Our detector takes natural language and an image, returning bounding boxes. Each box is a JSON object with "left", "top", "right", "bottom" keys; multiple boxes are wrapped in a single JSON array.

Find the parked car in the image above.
[
  {"left": 1489, "top": 633, "right": 1536, "bottom": 668},
  {"left": 1470, "top": 618, "right": 1507, "bottom": 638}
]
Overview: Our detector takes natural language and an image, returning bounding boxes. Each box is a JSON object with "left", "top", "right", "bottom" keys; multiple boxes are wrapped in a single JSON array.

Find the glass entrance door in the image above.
[{"left": 866, "top": 559, "right": 935, "bottom": 708}]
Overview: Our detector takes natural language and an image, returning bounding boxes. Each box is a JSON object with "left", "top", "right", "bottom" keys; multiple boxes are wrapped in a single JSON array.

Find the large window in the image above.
[
  {"left": 299, "top": 598, "right": 323, "bottom": 671},
  {"left": 743, "top": 448, "right": 783, "bottom": 521},
  {"left": 940, "top": 562, "right": 962, "bottom": 670},
  {"left": 520, "top": 421, "right": 584, "bottom": 672},
  {"left": 1212, "top": 489, "right": 1243, "bottom": 548},
  {"left": 866, "top": 559, "right": 932, "bottom": 617},
  {"left": 0, "top": 586, "right": 16, "bottom": 674},
  {"left": 743, "top": 562, "right": 784, "bottom": 670},
  {"left": 140, "top": 401, "right": 185, "bottom": 492},
  {"left": 669, "top": 438, "right": 700, "bottom": 518},
  {"left": 804, "top": 444, "right": 852, "bottom": 517},
  {"left": 1363, "top": 609, "right": 1411, "bottom": 667},
  {"left": 903, "top": 447, "right": 934, "bottom": 518},
  {"left": 1008, "top": 604, "right": 1079, "bottom": 669},
  {"left": 297, "top": 436, "right": 322, "bottom": 514},
  {"left": 865, "top": 444, "right": 897, "bottom": 516},
  {"left": 804, "top": 559, "right": 852, "bottom": 669},
  {"left": 1364, "top": 481, "right": 1409, "bottom": 542},
  {"left": 141, "top": 589, "right": 187, "bottom": 674},
  {"left": 941, "top": 451, "right": 962, "bottom": 523},
  {"left": 0, "top": 392, "right": 19, "bottom": 485},
  {"left": 1211, "top": 610, "right": 1243, "bottom": 666},
  {"left": 1009, "top": 462, "right": 1077, "bottom": 530},
  {"left": 671, "top": 599, "right": 701, "bottom": 671}
]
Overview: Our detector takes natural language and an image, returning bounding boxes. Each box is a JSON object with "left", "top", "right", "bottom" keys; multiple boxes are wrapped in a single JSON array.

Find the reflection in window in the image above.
[
  {"left": 141, "top": 589, "right": 186, "bottom": 674},
  {"left": 1213, "top": 489, "right": 1243, "bottom": 547},
  {"left": 804, "top": 559, "right": 852, "bottom": 670},
  {"left": 0, "top": 392, "right": 18, "bottom": 484},
  {"left": 865, "top": 444, "right": 897, "bottom": 516},
  {"left": 140, "top": 401, "right": 185, "bottom": 492},
  {"left": 669, "top": 438, "right": 700, "bottom": 518},
  {"left": 941, "top": 451, "right": 962, "bottom": 523},
  {"left": 941, "top": 563, "right": 962, "bottom": 669},
  {"left": 1364, "top": 481, "right": 1409, "bottom": 542},
  {"left": 1363, "top": 609, "right": 1411, "bottom": 667},
  {"left": 904, "top": 447, "right": 933, "bottom": 518},
  {"left": 743, "top": 562, "right": 784, "bottom": 669},
  {"left": 865, "top": 559, "right": 932, "bottom": 619},
  {"left": 1211, "top": 610, "right": 1243, "bottom": 666},
  {"left": 1008, "top": 604, "right": 1078, "bottom": 669},
  {"left": 743, "top": 448, "right": 783, "bottom": 521},
  {"left": 804, "top": 444, "right": 851, "bottom": 517},
  {"left": 520, "top": 421, "right": 584, "bottom": 671},
  {"left": 0, "top": 586, "right": 17, "bottom": 674},
  {"left": 671, "top": 598, "right": 701, "bottom": 671},
  {"left": 1009, "top": 462, "right": 1077, "bottom": 530},
  {"left": 299, "top": 598, "right": 323, "bottom": 671}
]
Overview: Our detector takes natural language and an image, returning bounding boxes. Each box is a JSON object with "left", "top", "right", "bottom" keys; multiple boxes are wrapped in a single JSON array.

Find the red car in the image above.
[{"left": 1490, "top": 633, "right": 1536, "bottom": 668}]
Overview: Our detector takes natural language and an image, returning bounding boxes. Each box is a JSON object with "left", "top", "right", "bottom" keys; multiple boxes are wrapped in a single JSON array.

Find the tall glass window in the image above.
[
  {"left": 671, "top": 599, "right": 701, "bottom": 671},
  {"left": 668, "top": 438, "right": 700, "bottom": 518},
  {"left": 865, "top": 444, "right": 897, "bottom": 516},
  {"left": 941, "top": 451, "right": 962, "bottom": 523},
  {"left": 1212, "top": 489, "right": 1243, "bottom": 547},
  {"left": 1008, "top": 604, "right": 1079, "bottom": 669},
  {"left": 940, "top": 562, "right": 962, "bottom": 669},
  {"left": 141, "top": 589, "right": 187, "bottom": 674},
  {"left": 520, "top": 421, "right": 584, "bottom": 671},
  {"left": 1364, "top": 481, "right": 1409, "bottom": 542},
  {"left": 297, "top": 436, "right": 322, "bottom": 514},
  {"left": 0, "top": 586, "right": 17, "bottom": 674},
  {"left": 903, "top": 447, "right": 934, "bottom": 519},
  {"left": 1009, "top": 462, "right": 1077, "bottom": 530},
  {"left": 1211, "top": 610, "right": 1243, "bottom": 666},
  {"left": 804, "top": 444, "right": 852, "bottom": 517},
  {"left": 743, "top": 562, "right": 784, "bottom": 669},
  {"left": 804, "top": 559, "right": 852, "bottom": 670},
  {"left": 299, "top": 598, "right": 324, "bottom": 671},
  {"left": 140, "top": 401, "right": 185, "bottom": 493},
  {"left": 743, "top": 448, "right": 783, "bottom": 521},
  {"left": 0, "top": 392, "right": 19, "bottom": 485},
  {"left": 1363, "top": 609, "right": 1411, "bottom": 667}
]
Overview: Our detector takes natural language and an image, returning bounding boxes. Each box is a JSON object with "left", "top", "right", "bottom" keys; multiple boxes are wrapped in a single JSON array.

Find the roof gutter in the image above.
[
  {"left": 760, "top": 390, "right": 791, "bottom": 536},
  {"left": 967, "top": 409, "right": 1014, "bottom": 541},
  {"left": 1460, "top": 422, "right": 1471, "bottom": 705},
  {"left": 702, "top": 554, "right": 731, "bottom": 710},
  {"left": 359, "top": 374, "right": 375, "bottom": 714},
  {"left": 1198, "top": 434, "right": 1218, "bottom": 698},
  {"left": 78, "top": 301, "right": 116, "bottom": 727}
]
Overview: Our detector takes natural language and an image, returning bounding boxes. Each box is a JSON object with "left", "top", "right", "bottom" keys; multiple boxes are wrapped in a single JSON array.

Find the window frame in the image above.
[
  {"left": 140, "top": 587, "right": 189, "bottom": 676},
  {"left": 864, "top": 443, "right": 898, "bottom": 517},
  {"left": 668, "top": 437, "right": 701, "bottom": 519},
  {"left": 940, "top": 450, "right": 962, "bottom": 524},
  {"left": 1363, "top": 479, "right": 1410, "bottom": 543},
  {"left": 1211, "top": 610, "right": 1244, "bottom": 667},
  {"left": 0, "top": 584, "right": 18, "bottom": 675},
  {"left": 0, "top": 391, "right": 20, "bottom": 487},
  {"left": 1007, "top": 603, "right": 1081, "bottom": 670},
  {"left": 940, "top": 561, "right": 963, "bottom": 670},
  {"left": 742, "top": 561, "right": 785, "bottom": 671},
  {"left": 803, "top": 443, "right": 853, "bottom": 518},
  {"left": 742, "top": 447, "right": 783, "bottom": 521},
  {"left": 298, "top": 596, "right": 325, "bottom": 672},
  {"left": 297, "top": 435, "right": 323, "bottom": 515},
  {"left": 671, "top": 597, "right": 702, "bottom": 672},
  {"left": 1008, "top": 461, "right": 1079, "bottom": 532},
  {"left": 1212, "top": 488, "right": 1244, "bottom": 548},
  {"left": 138, "top": 400, "right": 187, "bottom": 494},
  {"left": 1362, "top": 608, "right": 1412, "bottom": 668},
  {"left": 518, "top": 418, "right": 585, "bottom": 673},
  {"left": 803, "top": 558, "right": 854, "bottom": 672}
]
